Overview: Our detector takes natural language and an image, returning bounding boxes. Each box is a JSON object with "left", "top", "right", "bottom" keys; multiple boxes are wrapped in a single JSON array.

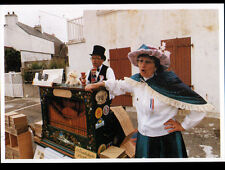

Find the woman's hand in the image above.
[
  {"left": 85, "top": 82, "right": 105, "bottom": 92},
  {"left": 164, "top": 119, "right": 185, "bottom": 133}
]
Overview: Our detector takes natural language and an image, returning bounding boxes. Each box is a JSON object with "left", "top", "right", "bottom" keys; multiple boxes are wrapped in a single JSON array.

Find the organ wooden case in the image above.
[{"left": 37, "top": 85, "right": 125, "bottom": 158}]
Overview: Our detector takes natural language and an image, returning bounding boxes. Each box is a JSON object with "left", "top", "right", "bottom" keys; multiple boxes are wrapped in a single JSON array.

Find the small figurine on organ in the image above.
[{"left": 65, "top": 71, "right": 81, "bottom": 86}]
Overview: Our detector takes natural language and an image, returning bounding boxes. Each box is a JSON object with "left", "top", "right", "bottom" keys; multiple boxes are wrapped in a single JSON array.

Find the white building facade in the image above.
[
  {"left": 4, "top": 12, "right": 56, "bottom": 97},
  {"left": 67, "top": 9, "right": 221, "bottom": 116},
  {"left": 4, "top": 12, "right": 54, "bottom": 65}
]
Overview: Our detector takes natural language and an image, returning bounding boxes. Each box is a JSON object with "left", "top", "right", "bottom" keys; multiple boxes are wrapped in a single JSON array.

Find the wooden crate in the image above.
[
  {"left": 6, "top": 126, "right": 29, "bottom": 136},
  {"left": 5, "top": 113, "right": 33, "bottom": 159},
  {"left": 10, "top": 114, "right": 27, "bottom": 125},
  {"left": 5, "top": 131, "right": 34, "bottom": 159},
  {"left": 5, "top": 112, "right": 20, "bottom": 127},
  {"left": 5, "top": 113, "right": 28, "bottom": 136}
]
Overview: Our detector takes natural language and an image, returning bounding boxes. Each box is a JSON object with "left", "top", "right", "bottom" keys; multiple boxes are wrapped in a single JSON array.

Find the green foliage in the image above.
[
  {"left": 23, "top": 70, "right": 35, "bottom": 83},
  {"left": 4, "top": 47, "right": 21, "bottom": 73},
  {"left": 4, "top": 47, "right": 67, "bottom": 83},
  {"left": 23, "top": 58, "right": 66, "bottom": 83},
  {"left": 30, "top": 62, "right": 47, "bottom": 69},
  {"left": 48, "top": 58, "right": 66, "bottom": 69}
]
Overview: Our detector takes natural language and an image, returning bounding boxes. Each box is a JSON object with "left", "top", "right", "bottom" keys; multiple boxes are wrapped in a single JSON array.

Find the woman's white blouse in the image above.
[{"left": 104, "top": 79, "right": 206, "bottom": 137}]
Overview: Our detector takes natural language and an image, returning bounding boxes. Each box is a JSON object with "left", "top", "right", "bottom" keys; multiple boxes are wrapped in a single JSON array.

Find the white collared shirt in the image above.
[
  {"left": 104, "top": 78, "right": 206, "bottom": 137},
  {"left": 86, "top": 64, "right": 115, "bottom": 84},
  {"left": 87, "top": 64, "right": 116, "bottom": 99}
]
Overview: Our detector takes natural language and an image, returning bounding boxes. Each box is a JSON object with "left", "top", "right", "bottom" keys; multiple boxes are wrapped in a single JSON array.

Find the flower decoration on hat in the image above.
[{"left": 128, "top": 43, "right": 171, "bottom": 70}]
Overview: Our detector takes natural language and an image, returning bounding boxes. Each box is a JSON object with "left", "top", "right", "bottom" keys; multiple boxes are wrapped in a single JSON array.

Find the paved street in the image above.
[
  {"left": 2, "top": 96, "right": 220, "bottom": 159},
  {"left": 128, "top": 109, "right": 220, "bottom": 158}
]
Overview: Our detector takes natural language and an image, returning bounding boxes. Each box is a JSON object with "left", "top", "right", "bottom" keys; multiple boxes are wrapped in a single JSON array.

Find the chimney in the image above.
[
  {"left": 5, "top": 11, "right": 18, "bottom": 26},
  {"left": 34, "top": 25, "right": 42, "bottom": 33}
]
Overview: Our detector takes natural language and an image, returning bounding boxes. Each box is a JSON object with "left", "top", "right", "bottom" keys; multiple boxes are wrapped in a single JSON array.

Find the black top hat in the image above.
[{"left": 90, "top": 45, "right": 106, "bottom": 61}]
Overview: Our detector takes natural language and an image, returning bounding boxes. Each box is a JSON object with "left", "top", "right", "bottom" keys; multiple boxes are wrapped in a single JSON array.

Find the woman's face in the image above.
[{"left": 137, "top": 56, "right": 156, "bottom": 78}]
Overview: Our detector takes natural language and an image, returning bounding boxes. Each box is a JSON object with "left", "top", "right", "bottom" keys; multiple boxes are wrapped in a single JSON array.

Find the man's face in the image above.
[{"left": 91, "top": 55, "right": 104, "bottom": 68}]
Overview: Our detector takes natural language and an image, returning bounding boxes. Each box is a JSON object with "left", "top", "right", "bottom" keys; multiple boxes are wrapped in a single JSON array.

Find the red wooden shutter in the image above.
[
  {"left": 161, "top": 37, "right": 192, "bottom": 87},
  {"left": 109, "top": 47, "right": 132, "bottom": 106}
]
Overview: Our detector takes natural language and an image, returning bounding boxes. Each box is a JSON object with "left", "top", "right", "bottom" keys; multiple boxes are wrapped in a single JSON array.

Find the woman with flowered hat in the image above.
[{"left": 85, "top": 44, "right": 214, "bottom": 158}]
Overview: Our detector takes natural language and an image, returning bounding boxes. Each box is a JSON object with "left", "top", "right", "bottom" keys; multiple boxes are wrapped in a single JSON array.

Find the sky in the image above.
[
  {"left": 1, "top": 5, "right": 84, "bottom": 42},
  {"left": 1, "top": 4, "right": 138, "bottom": 42}
]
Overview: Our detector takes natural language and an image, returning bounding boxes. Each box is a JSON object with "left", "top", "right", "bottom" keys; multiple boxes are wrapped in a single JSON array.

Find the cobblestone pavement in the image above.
[{"left": 2, "top": 97, "right": 221, "bottom": 159}]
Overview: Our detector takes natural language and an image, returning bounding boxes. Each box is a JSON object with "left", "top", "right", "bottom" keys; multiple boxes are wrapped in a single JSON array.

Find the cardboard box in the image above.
[
  {"left": 5, "top": 112, "right": 20, "bottom": 126},
  {"left": 120, "top": 137, "right": 136, "bottom": 158},
  {"left": 5, "top": 146, "right": 14, "bottom": 159},
  {"left": 17, "top": 131, "right": 34, "bottom": 159},
  {"left": 8, "top": 126, "right": 29, "bottom": 136},
  {"left": 34, "top": 120, "right": 43, "bottom": 129},
  {"left": 5, "top": 131, "right": 33, "bottom": 159},
  {"left": 5, "top": 113, "right": 28, "bottom": 135},
  {"left": 10, "top": 114, "right": 27, "bottom": 125},
  {"left": 110, "top": 106, "right": 135, "bottom": 136},
  {"left": 99, "top": 146, "right": 126, "bottom": 158},
  {"left": 34, "top": 120, "right": 43, "bottom": 137},
  {"left": 11, "top": 123, "right": 28, "bottom": 130},
  {"left": 33, "top": 136, "right": 41, "bottom": 143}
]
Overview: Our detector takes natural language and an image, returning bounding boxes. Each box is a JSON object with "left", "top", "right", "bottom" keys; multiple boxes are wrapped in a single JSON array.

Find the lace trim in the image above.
[{"left": 124, "top": 77, "right": 215, "bottom": 112}]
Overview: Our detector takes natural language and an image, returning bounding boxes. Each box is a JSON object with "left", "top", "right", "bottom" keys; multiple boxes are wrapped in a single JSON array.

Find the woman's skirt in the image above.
[{"left": 135, "top": 131, "right": 188, "bottom": 158}]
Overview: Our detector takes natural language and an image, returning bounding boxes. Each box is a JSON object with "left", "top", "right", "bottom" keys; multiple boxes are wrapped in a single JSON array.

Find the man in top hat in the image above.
[
  {"left": 87, "top": 45, "right": 124, "bottom": 145},
  {"left": 87, "top": 45, "right": 115, "bottom": 85}
]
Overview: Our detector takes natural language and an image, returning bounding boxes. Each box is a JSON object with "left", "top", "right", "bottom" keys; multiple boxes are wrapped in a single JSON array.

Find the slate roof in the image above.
[{"left": 16, "top": 22, "right": 63, "bottom": 44}]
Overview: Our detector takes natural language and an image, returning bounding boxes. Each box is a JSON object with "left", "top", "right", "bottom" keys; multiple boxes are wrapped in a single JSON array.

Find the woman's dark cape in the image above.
[{"left": 130, "top": 71, "right": 210, "bottom": 106}]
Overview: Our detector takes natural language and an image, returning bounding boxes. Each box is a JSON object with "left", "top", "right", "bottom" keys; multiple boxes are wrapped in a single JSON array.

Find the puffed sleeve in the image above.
[
  {"left": 104, "top": 79, "right": 134, "bottom": 96},
  {"left": 181, "top": 110, "right": 206, "bottom": 130},
  {"left": 106, "top": 67, "right": 116, "bottom": 81}
]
